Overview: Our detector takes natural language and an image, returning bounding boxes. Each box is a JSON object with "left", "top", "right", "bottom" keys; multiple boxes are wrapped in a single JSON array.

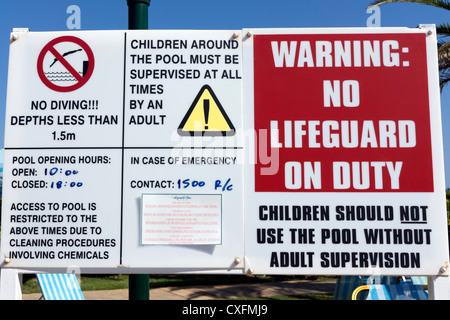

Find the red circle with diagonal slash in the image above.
[{"left": 37, "top": 36, "right": 95, "bottom": 92}]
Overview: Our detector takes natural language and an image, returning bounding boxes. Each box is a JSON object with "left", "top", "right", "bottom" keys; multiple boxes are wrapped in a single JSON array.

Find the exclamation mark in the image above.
[{"left": 203, "top": 99, "right": 210, "bottom": 130}]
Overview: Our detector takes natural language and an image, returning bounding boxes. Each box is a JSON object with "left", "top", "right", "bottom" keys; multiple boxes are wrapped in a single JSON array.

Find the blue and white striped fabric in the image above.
[
  {"left": 367, "top": 284, "right": 428, "bottom": 300},
  {"left": 410, "top": 276, "right": 428, "bottom": 286},
  {"left": 334, "top": 276, "right": 397, "bottom": 300},
  {"left": 36, "top": 273, "right": 84, "bottom": 300}
]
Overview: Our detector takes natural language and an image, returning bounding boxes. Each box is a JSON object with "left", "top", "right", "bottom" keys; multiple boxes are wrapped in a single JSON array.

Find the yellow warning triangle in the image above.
[{"left": 178, "top": 85, "right": 235, "bottom": 136}]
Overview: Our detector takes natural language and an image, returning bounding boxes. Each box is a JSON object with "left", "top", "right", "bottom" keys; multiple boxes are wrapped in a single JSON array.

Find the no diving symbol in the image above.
[{"left": 37, "top": 36, "right": 94, "bottom": 92}]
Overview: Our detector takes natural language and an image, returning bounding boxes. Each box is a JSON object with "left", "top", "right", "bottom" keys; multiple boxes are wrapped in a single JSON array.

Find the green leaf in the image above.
[{"left": 369, "top": 0, "right": 450, "bottom": 11}]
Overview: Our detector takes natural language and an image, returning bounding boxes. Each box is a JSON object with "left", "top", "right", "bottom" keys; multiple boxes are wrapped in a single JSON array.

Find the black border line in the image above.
[
  {"left": 119, "top": 32, "right": 127, "bottom": 265},
  {"left": 4, "top": 147, "right": 244, "bottom": 150}
]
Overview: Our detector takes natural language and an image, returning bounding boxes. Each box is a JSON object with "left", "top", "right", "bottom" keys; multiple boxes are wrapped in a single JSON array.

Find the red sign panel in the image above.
[{"left": 253, "top": 33, "right": 433, "bottom": 192}]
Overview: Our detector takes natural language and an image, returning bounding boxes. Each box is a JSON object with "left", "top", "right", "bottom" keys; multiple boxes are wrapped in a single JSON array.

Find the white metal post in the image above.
[
  {"left": 428, "top": 276, "right": 450, "bottom": 300},
  {"left": 0, "top": 268, "right": 23, "bottom": 300}
]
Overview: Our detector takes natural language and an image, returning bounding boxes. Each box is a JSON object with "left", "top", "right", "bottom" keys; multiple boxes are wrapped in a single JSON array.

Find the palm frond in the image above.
[
  {"left": 439, "top": 69, "right": 450, "bottom": 90},
  {"left": 438, "top": 40, "right": 450, "bottom": 61},
  {"left": 369, "top": 0, "right": 450, "bottom": 11},
  {"left": 369, "top": 0, "right": 450, "bottom": 91},
  {"left": 437, "top": 22, "right": 450, "bottom": 36}
]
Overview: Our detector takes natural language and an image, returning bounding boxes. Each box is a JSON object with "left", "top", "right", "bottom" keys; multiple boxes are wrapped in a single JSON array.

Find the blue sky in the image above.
[{"left": 1, "top": 0, "right": 449, "bottom": 187}]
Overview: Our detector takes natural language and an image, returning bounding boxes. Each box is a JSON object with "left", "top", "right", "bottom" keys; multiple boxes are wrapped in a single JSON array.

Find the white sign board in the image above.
[
  {"left": 242, "top": 27, "right": 449, "bottom": 275},
  {"left": 1, "top": 29, "right": 244, "bottom": 272},
  {"left": 1, "top": 27, "right": 448, "bottom": 277}
]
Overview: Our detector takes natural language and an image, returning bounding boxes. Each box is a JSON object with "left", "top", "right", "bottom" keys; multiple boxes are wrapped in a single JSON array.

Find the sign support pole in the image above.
[
  {"left": 126, "top": 0, "right": 151, "bottom": 301},
  {"left": 0, "top": 269, "right": 23, "bottom": 300}
]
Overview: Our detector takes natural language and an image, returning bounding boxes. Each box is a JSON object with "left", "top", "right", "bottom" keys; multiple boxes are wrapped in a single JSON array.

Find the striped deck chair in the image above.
[
  {"left": 352, "top": 284, "right": 428, "bottom": 300},
  {"left": 411, "top": 276, "right": 428, "bottom": 288},
  {"left": 334, "top": 276, "right": 397, "bottom": 300},
  {"left": 334, "top": 276, "right": 369, "bottom": 300},
  {"left": 399, "top": 276, "right": 428, "bottom": 291},
  {"left": 36, "top": 273, "right": 84, "bottom": 300}
]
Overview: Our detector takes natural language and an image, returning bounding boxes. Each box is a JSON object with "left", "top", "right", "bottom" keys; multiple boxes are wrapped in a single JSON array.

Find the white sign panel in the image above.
[
  {"left": 242, "top": 27, "right": 449, "bottom": 276},
  {"left": 1, "top": 29, "right": 244, "bottom": 272}
]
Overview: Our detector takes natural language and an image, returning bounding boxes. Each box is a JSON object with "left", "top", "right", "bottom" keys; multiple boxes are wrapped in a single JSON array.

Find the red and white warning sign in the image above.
[
  {"left": 252, "top": 32, "right": 433, "bottom": 192},
  {"left": 243, "top": 27, "right": 448, "bottom": 276},
  {"left": 37, "top": 36, "right": 94, "bottom": 92}
]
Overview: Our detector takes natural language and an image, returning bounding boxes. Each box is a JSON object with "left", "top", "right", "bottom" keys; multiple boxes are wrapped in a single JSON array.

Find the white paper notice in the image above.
[{"left": 141, "top": 194, "right": 222, "bottom": 245}]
